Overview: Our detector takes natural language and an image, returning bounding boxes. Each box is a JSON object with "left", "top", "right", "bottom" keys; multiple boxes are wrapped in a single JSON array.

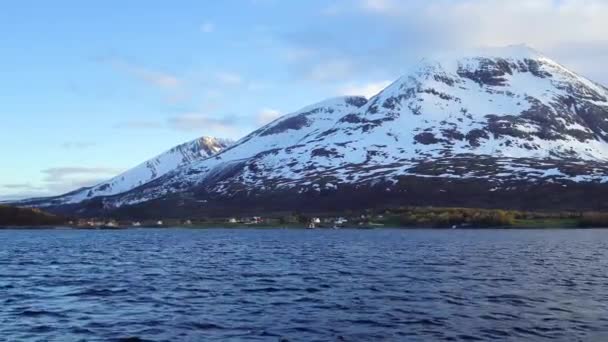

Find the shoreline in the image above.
[
  {"left": 4, "top": 205, "right": 608, "bottom": 230},
  {"left": 2, "top": 225, "right": 607, "bottom": 230}
]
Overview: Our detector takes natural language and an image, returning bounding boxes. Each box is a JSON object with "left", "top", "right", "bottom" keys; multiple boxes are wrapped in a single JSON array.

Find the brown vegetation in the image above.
[
  {"left": 388, "top": 207, "right": 516, "bottom": 228},
  {"left": 0, "top": 205, "right": 65, "bottom": 226},
  {"left": 579, "top": 212, "right": 608, "bottom": 228}
]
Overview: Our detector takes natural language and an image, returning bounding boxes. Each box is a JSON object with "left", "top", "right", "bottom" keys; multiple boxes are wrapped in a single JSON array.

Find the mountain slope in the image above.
[
  {"left": 28, "top": 45, "right": 608, "bottom": 216},
  {"left": 18, "top": 136, "right": 232, "bottom": 207}
]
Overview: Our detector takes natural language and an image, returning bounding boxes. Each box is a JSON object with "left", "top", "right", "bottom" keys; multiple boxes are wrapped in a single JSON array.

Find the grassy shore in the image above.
[
  {"left": 4, "top": 204, "right": 608, "bottom": 229},
  {"left": 88, "top": 207, "right": 608, "bottom": 229}
]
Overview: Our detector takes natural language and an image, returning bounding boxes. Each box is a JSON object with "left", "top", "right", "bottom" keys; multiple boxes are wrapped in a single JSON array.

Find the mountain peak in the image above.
[
  {"left": 16, "top": 136, "right": 232, "bottom": 207},
  {"left": 18, "top": 48, "right": 608, "bottom": 215}
]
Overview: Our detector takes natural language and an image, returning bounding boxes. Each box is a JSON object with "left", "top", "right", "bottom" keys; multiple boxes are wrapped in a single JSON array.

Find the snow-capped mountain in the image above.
[
  {"left": 18, "top": 136, "right": 232, "bottom": 207},
  {"left": 23, "top": 45, "right": 608, "bottom": 216}
]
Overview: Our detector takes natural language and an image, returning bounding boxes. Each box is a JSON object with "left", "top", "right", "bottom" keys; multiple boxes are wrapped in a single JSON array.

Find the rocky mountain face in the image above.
[{"left": 22, "top": 46, "right": 608, "bottom": 217}]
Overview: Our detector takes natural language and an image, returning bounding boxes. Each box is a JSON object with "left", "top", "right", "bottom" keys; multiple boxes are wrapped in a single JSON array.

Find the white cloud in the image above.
[
  {"left": 109, "top": 59, "right": 190, "bottom": 103},
  {"left": 200, "top": 21, "right": 215, "bottom": 33},
  {"left": 339, "top": 80, "right": 392, "bottom": 98},
  {"left": 357, "top": 0, "right": 608, "bottom": 50},
  {"left": 256, "top": 108, "right": 282, "bottom": 125},
  {"left": 112, "top": 60, "right": 181, "bottom": 89},
  {"left": 284, "top": 0, "right": 608, "bottom": 85}
]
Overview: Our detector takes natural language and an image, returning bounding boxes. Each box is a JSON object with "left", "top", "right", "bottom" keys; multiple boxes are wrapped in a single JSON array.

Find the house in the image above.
[
  {"left": 246, "top": 217, "right": 263, "bottom": 224},
  {"left": 228, "top": 218, "right": 238, "bottom": 223},
  {"left": 156, "top": 220, "right": 164, "bottom": 226},
  {"left": 334, "top": 217, "right": 348, "bottom": 227},
  {"left": 308, "top": 217, "right": 321, "bottom": 229}
]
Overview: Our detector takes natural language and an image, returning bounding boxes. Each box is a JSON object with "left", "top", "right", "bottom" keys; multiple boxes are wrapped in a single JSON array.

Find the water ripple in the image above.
[{"left": 1, "top": 228, "right": 608, "bottom": 341}]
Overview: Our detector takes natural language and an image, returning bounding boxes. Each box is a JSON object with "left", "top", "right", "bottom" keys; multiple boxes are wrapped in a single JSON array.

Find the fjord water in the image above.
[{"left": 1, "top": 229, "right": 608, "bottom": 341}]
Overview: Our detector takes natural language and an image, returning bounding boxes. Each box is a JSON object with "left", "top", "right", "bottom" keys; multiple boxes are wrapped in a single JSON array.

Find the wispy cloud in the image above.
[
  {"left": 168, "top": 113, "right": 238, "bottom": 134},
  {"left": 1, "top": 183, "right": 45, "bottom": 191},
  {"left": 41, "top": 167, "right": 123, "bottom": 193},
  {"left": 60, "top": 141, "right": 97, "bottom": 150},
  {"left": 216, "top": 72, "right": 243, "bottom": 86},
  {"left": 107, "top": 58, "right": 190, "bottom": 103},
  {"left": 113, "top": 120, "right": 165, "bottom": 130},
  {"left": 281, "top": 0, "right": 608, "bottom": 85},
  {"left": 112, "top": 60, "right": 181, "bottom": 89},
  {"left": 360, "top": 0, "right": 396, "bottom": 14},
  {"left": 200, "top": 21, "right": 215, "bottom": 33},
  {"left": 1, "top": 167, "right": 123, "bottom": 201},
  {"left": 338, "top": 80, "right": 392, "bottom": 98},
  {"left": 256, "top": 108, "right": 282, "bottom": 125},
  {"left": 307, "top": 59, "right": 356, "bottom": 82},
  {"left": 114, "top": 112, "right": 241, "bottom": 136}
]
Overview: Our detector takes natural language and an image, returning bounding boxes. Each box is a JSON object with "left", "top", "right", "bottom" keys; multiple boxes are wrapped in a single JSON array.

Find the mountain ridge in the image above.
[
  {"left": 15, "top": 136, "right": 232, "bottom": 208},
  {"left": 17, "top": 45, "right": 608, "bottom": 216}
]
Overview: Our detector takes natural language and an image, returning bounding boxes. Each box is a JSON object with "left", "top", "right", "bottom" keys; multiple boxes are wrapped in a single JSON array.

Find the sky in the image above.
[{"left": 1, "top": 0, "right": 608, "bottom": 200}]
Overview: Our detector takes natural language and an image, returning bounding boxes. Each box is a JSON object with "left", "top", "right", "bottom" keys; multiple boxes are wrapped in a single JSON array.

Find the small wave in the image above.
[
  {"left": 29, "top": 325, "right": 55, "bottom": 333},
  {"left": 188, "top": 322, "right": 226, "bottom": 330},
  {"left": 19, "top": 309, "right": 67, "bottom": 318},
  {"left": 113, "top": 337, "right": 153, "bottom": 342},
  {"left": 66, "top": 288, "right": 129, "bottom": 297}
]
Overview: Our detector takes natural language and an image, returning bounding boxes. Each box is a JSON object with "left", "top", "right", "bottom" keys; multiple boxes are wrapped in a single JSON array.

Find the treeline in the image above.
[
  {"left": 579, "top": 212, "right": 608, "bottom": 228},
  {"left": 382, "top": 207, "right": 608, "bottom": 228},
  {"left": 0, "top": 205, "right": 65, "bottom": 226},
  {"left": 387, "top": 207, "right": 517, "bottom": 228}
]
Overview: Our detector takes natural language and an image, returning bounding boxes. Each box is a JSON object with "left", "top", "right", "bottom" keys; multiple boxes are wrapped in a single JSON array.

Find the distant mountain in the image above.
[
  {"left": 17, "top": 136, "right": 232, "bottom": 208},
  {"left": 21, "top": 45, "right": 608, "bottom": 217}
]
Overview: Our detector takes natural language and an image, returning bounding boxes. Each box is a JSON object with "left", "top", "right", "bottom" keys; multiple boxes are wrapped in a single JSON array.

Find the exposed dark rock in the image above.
[
  {"left": 574, "top": 102, "right": 608, "bottom": 141},
  {"left": 260, "top": 114, "right": 311, "bottom": 136},
  {"left": 457, "top": 58, "right": 512, "bottom": 86},
  {"left": 339, "top": 113, "right": 363, "bottom": 124},
  {"left": 381, "top": 89, "right": 417, "bottom": 110},
  {"left": 519, "top": 59, "right": 552, "bottom": 78},
  {"left": 433, "top": 74, "right": 456, "bottom": 86},
  {"left": 311, "top": 148, "right": 340, "bottom": 158},
  {"left": 466, "top": 129, "right": 489, "bottom": 147},
  {"left": 486, "top": 115, "right": 530, "bottom": 139},
  {"left": 421, "top": 88, "right": 458, "bottom": 101},
  {"left": 441, "top": 128, "right": 465, "bottom": 141},
  {"left": 344, "top": 96, "right": 369, "bottom": 108},
  {"left": 414, "top": 132, "right": 441, "bottom": 145},
  {"left": 97, "top": 184, "right": 110, "bottom": 191}
]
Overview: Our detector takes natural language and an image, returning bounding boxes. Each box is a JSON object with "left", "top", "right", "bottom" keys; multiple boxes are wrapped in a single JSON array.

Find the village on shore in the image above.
[{"left": 69, "top": 215, "right": 369, "bottom": 229}]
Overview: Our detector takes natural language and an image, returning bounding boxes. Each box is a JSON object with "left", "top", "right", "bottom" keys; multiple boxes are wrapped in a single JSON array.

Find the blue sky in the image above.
[{"left": 2, "top": 0, "right": 608, "bottom": 199}]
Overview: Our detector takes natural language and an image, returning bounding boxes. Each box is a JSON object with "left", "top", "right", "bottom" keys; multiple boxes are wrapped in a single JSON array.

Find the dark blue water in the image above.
[{"left": 1, "top": 228, "right": 608, "bottom": 341}]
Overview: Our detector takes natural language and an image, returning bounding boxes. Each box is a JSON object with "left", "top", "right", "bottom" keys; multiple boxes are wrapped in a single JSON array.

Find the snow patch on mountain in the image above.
[
  {"left": 20, "top": 46, "right": 608, "bottom": 211},
  {"left": 107, "top": 45, "right": 608, "bottom": 206}
]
